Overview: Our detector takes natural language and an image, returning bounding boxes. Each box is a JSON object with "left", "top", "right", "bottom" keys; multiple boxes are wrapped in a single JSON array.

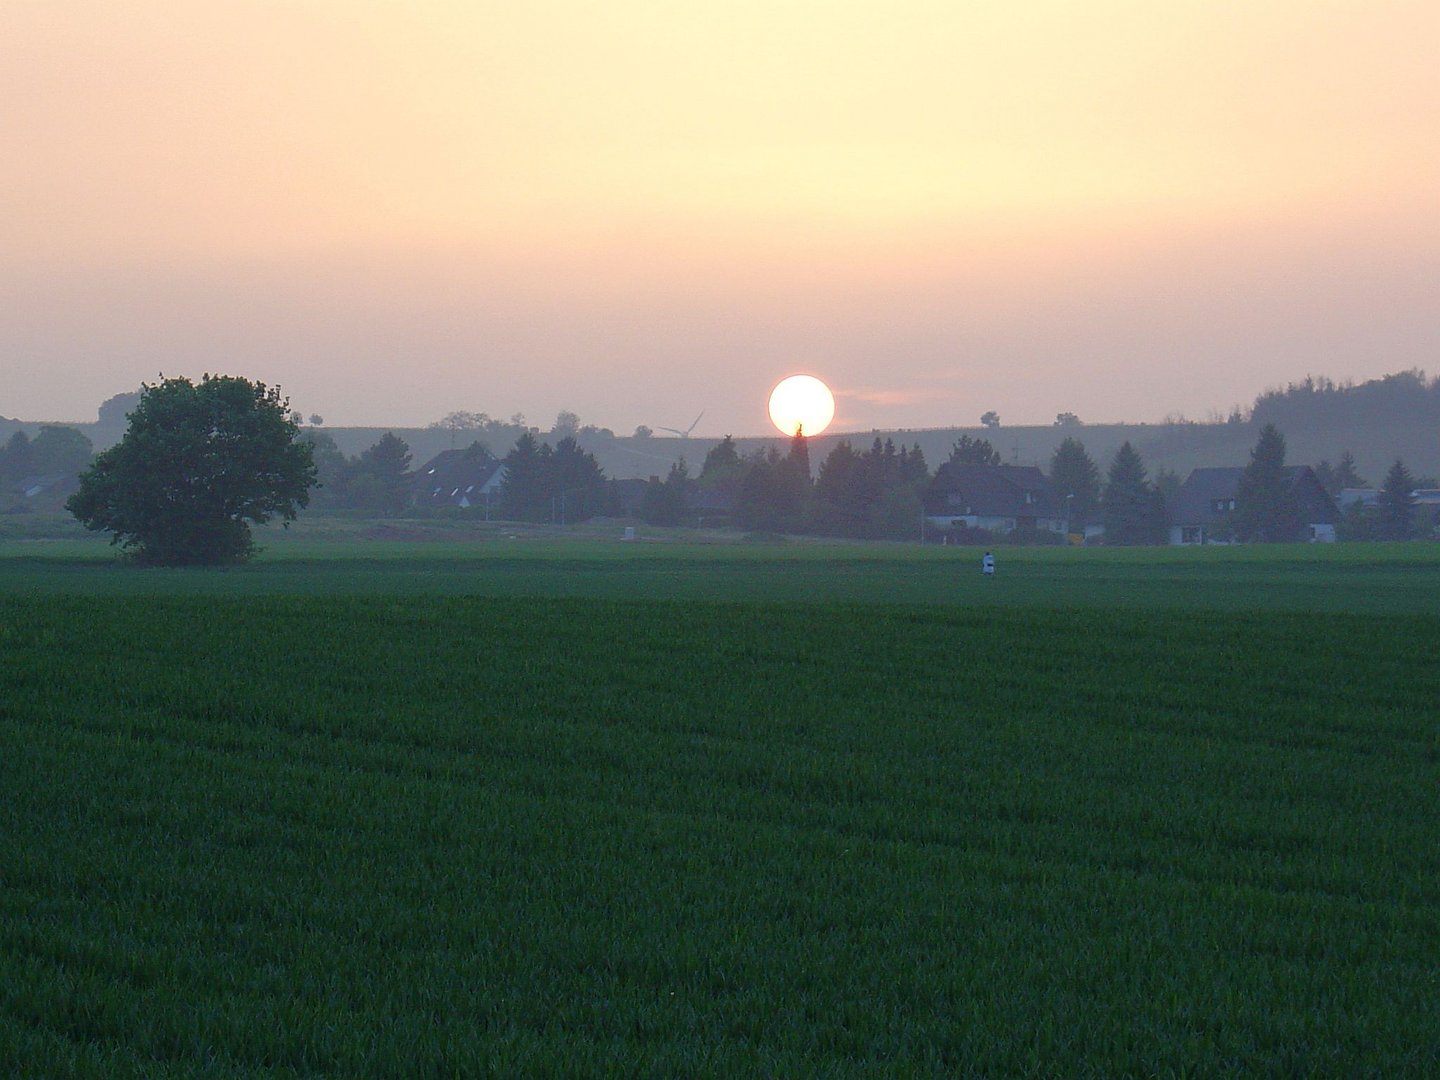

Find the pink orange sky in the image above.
[{"left": 4, "top": 1, "right": 1437, "bottom": 435}]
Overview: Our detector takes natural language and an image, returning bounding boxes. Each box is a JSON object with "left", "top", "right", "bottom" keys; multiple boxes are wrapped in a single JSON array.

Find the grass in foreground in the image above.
[
  {"left": 2, "top": 579, "right": 1438, "bottom": 1076},
  {"left": 3, "top": 531, "right": 1440, "bottom": 615}
]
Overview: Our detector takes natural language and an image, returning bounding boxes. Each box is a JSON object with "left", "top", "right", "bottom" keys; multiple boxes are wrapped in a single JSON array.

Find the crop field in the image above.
[{"left": 2, "top": 535, "right": 1438, "bottom": 1076}]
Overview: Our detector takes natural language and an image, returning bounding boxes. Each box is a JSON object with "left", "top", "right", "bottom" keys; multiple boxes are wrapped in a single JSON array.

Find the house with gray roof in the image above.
[
  {"left": 1168, "top": 466, "right": 1339, "bottom": 544},
  {"left": 923, "top": 463, "right": 1068, "bottom": 536},
  {"left": 414, "top": 446, "right": 505, "bottom": 512}
]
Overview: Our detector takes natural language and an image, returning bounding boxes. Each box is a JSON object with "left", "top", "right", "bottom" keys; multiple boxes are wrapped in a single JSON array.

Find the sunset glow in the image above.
[
  {"left": 3, "top": 2, "right": 1437, "bottom": 432},
  {"left": 768, "top": 375, "right": 836, "bottom": 438}
]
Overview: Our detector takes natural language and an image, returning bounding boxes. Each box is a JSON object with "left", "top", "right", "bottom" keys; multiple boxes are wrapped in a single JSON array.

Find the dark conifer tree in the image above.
[
  {"left": 947, "top": 435, "right": 1001, "bottom": 466},
  {"left": 699, "top": 435, "right": 741, "bottom": 480},
  {"left": 786, "top": 429, "right": 811, "bottom": 481},
  {"left": 642, "top": 459, "right": 689, "bottom": 526},
  {"left": 350, "top": 432, "right": 414, "bottom": 515},
  {"left": 1233, "top": 424, "right": 1303, "bottom": 542},
  {"left": 1048, "top": 437, "right": 1100, "bottom": 529},
  {"left": 548, "top": 436, "right": 607, "bottom": 521},
  {"left": 1335, "top": 450, "right": 1364, "bottom": 490},
  {"left": 815, "top": 440, "right": 867, "bottom": 532},
  {"left": 1102, "top": 441, "right": 1164, "bottom": 545},
  {"left": 1377, "top": 459, "right": 1419, "bottom": 540},
  {"left": 500, "top": 432, "right": 551, "bottom": 521},
  {"left": 735, "top": 449, "right": 784, "bottom": 531},
  {"left": 898, "top": 443, "right": 929, "bottom": 483}
]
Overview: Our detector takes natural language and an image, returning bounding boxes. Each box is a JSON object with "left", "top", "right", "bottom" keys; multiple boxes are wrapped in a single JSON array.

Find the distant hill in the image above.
[{"left": 13, "top": 370, "right": 1438, "bottom": 488}]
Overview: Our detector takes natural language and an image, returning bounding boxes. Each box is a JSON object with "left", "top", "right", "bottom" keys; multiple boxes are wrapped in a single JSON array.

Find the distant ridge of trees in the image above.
[{"left": 1248, "top": 370, "right": 1439, "bottom": 430}]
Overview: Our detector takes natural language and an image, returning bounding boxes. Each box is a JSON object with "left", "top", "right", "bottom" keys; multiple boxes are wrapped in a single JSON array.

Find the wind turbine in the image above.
[{"left": 657, "top": 412, "right": 704, "bottom": 438}]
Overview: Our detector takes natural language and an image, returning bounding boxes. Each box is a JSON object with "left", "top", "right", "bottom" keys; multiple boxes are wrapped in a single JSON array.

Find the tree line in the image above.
[
  {"left": 649, "top": 432, "right": 934, "bottom": 538},
  {"left": 297, "top": 427, "right": 610, "bottom": 523},
  {"left": 1, "top": 426, "right": 94, "bottom": 487},
  {"left": 56, "top": 375, "right": 1439, "bottom": 565},
  {"left": 1248, "top": 369, "right": 1440, "bottom": 430}
]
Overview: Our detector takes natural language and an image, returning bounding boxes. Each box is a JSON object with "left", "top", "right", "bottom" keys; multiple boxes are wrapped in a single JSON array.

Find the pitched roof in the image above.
[
  {"left": 414, "top": 448, "right": 504, "bottom": 506},
  {"left": 1168, "top": 467, "right": 1245, "bottom": 526},
  {"left": 1170, "top": 465, "right": 1339, "bottom": 525},
  {"left": 1288, "top": 466, "right": 1340, "bottom": 523},
  {"left": 925, "top": 463, "right": 1058, "bottom": 517}
]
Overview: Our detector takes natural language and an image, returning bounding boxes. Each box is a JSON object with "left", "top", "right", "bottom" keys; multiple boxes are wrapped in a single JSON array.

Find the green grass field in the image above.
[{"left": 2, "top": 533, "right": 1438, "bottom": 1076}]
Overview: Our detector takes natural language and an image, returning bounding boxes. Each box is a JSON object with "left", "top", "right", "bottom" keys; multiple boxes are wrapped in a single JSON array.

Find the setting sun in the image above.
[{"left": 768, "top": 374, "right": 835, "bottom": 437}]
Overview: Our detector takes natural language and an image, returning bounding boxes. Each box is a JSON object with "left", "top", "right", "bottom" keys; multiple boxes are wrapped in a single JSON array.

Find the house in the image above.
[
  {"left": 1337, "top": 487, "right": 1378, "bottom": 512},
  {"left": 414, "top": 448, "right": 505, "bottom": 511},
  {"left": 923, "top": 464, "right": 1067, "bottom": 535},
  {"left": 1167, "top": 468, "right": 1243, "bottom": 545},
  {"left": 1167, "top": 466, "right": 1339, "bottom": 544},
  {"left": 1343, "top": 487, "right": 1440, "bottom": 537},
  {"left": 1415, "top": 490, "right": 1440, "bottom": 536}
]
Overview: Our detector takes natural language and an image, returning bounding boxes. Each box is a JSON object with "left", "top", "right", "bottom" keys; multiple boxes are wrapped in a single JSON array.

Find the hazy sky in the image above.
[{"left": 5, "top": 1, "right": 1437, "bottom": 435}]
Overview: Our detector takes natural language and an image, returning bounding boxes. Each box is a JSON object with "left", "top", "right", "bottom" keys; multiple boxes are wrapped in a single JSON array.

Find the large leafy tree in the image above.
[
  {"left": 1233, "top": 424, "right": 1303, "bottom": 542},
  {"left": 30, "top": 426, "right": 94, "bottom": 476},
  {"left": 0, "top": 431, "right": 35, "bottom": 482},
  {"left": 1376, "top": 459, "right": 1419, "bottom": 540},
  {"left": 1102, "top": 441, "right": 1166, "bottom": 545},
  {"left": 1048, "top": 437, "right": 1100, "bottom": 529},
  {"left": 67, "top": 375, "right": 316, "bottom": 565},
  {"left": 550, "top": 410, "right": 581, "bottom": 438},
  {"left": 96, "top": 389, "right": 143, "bottom": 430}
]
